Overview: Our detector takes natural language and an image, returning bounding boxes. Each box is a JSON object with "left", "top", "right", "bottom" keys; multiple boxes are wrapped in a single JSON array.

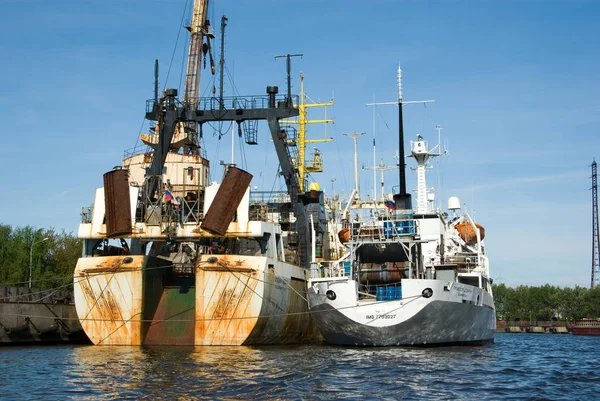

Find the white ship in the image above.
[
  {"left": 307, "top": 68, "right": 496, "bottom": 346},
  {"left": 73, "top": 0, "right": 328, "bottom": 345}
]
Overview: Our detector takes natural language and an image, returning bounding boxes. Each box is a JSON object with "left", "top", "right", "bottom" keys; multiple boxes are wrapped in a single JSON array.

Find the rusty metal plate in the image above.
[
  {"left": 201, "top": 167, "right": 252, "bottom": 235},
  {"left": 74, "top": 256, "right": 145, "bottom": 345},
  {"left": 195, "top": 263, "right": 261, "bottom": 345},
  {"left": 103, "top": 169, "right": 132, "bottom": 237}
]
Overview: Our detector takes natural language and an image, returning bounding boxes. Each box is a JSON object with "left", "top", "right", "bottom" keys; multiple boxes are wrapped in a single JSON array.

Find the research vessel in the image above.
[
  {"left": 307, "top": 68, "right": 496, "bottom": 346},
  {"left": 73, "top": 0, "right": 330, "bottom": 345}
]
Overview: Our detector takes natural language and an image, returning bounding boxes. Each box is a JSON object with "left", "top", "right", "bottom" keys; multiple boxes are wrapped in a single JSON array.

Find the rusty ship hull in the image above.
[
  {"left": 74, "top": 0, "right": 326, "bottom": 346},
  {"left": 74, "top": 161, "right": 319, "bottom": 346},
  {"left": 74, "top": 253, "right": 315, "bottom": 345}
]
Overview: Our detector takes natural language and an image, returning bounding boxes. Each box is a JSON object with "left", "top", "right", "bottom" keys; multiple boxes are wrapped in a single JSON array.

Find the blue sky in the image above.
[{"left": 1, "top": 0, "right": 599, "bottom": 288}]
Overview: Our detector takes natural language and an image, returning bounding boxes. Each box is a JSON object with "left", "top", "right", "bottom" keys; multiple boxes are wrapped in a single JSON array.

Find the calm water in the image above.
[{"left": 1, "top": 333, "right": 599, "bottom": 400}]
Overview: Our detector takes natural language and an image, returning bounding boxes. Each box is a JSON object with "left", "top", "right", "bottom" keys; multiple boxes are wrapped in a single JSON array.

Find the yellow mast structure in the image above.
[{"left": 281, "top": 73, "right": 334, "bottom": 192}]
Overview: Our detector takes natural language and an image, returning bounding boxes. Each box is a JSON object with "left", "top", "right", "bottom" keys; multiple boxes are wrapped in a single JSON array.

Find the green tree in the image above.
[
  {"left": 492, "top": 283, "right": 509, "bottom": 320},
  {"left": 0, "top": 224, "right": 81, "bottom": 290}
]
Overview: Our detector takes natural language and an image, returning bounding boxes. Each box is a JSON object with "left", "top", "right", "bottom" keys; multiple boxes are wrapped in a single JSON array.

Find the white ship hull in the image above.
[{"left": 308, "top": 279, "right": 495, "bottom": 346}]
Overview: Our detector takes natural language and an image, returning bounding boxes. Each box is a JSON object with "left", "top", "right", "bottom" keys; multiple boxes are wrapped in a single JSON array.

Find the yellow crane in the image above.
[{"left": 281, "top": 73, "right": 334, "bottom": 192}]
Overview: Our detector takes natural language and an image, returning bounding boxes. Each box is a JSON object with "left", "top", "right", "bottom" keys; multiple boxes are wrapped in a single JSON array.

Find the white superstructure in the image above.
[{"left": 307, "top": 126, "right": 495, "bottom": 346}]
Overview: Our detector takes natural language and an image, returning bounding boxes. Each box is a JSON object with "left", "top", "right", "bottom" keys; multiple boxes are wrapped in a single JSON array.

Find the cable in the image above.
[
  {"left": 0, "top": 293, "right": 426, "bottom": 324},
  {"left": 178, "top": 31, "right": 189, "bottom": 96},
  {"left": 163, "top": 0, "right": 189, "bottom": 90}
]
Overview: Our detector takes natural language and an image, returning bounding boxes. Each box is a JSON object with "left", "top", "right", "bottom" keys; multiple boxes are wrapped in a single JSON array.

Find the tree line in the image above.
[
  {"left": 0, "top": 224, "right": 81, "bottom": 291},
  {"left": 493, "top": 283, "right": 600, "bottom": 322}
]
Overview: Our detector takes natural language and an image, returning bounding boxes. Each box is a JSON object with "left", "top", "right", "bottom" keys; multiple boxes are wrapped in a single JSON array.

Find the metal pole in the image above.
[
  {"left": 154, "top": 59, "right": 159, "bottom": 106},
  {"left": 274, "top": 53, "right": 302, "bottom": 106},
  {"left": 345, "top": 132, "right": 365, "bottom": 197},
  {"left": 286, "top": 55, "right": 291, "bottom": 104},
  {"left": 398, "top": 98, "right": 406, "bottom": 196},
  {"left": 219, "top": 15, "right": 227, "bottom": 110},
  {"left": 28, "top": 242, "right": 33, "bottom": 289},
  {"left": 592, "top": 159, "right": 599, "bottom": 288}
]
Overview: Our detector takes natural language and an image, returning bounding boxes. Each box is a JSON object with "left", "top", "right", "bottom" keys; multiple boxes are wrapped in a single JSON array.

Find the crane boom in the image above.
[{"left": 184, "top": 0, "right": 210, "bottom": 103}]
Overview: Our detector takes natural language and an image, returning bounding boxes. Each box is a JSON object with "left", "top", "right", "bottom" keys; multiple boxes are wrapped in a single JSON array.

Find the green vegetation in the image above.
[
  {"left": 493, "top": 283, "right": 600, "bottom": 321},
  {"left": 0, "top": 224, "right": 81, "bottom": 290}
]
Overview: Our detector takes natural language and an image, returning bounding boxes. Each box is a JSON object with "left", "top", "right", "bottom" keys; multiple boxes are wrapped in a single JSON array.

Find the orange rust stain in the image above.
[
  {"left": 224, "top": 272, "right": 259, "bottom": 345},
  {"left": 211, "top": 288, "right": 236, "bottom": 319},
  {"left": 75, "top": 269, "right": 142, "bottom": 345},
  {"left": 195, "top": 268, "right": 260, "bottom": 345},
  {"left": 103, "top": 290, "right": 123, "bottom": 321}
]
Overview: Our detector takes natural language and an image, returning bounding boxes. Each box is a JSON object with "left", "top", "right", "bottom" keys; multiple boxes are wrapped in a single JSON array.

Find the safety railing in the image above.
[
  {"left": 349, "top": 217, "right": 417, "bottom": 242},
  {"left": 250, "top": 191, "right": 291, "bottom": 204},
  {"left": 146, "top": 94, "right": 299, "bottom": 114}
]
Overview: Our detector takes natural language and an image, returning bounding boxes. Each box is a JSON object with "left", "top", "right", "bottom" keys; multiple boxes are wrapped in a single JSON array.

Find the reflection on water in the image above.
[{"left": 1, "top": 334, "right": 599, "bottom": 400}]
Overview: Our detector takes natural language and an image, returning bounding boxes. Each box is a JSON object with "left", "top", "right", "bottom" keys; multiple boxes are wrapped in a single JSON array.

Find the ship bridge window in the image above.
[
  {"left": 457, "top": 275, "right": 480, "bottom": 288},
  {"left": 91, "top": 238, "right": 131, "bottom": 257},
  {"left": 212, "top": 235, "right": 269, "bottom": 256}
]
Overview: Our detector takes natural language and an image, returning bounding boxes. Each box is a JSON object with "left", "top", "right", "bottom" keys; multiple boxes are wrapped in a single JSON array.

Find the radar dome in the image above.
[{"left": 448, "top": 197, "right": 461, "bottom": 210}]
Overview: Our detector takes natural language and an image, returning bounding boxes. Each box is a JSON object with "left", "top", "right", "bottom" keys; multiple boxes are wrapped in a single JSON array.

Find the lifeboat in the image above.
[
  {"left": 338, "top": 228, "right": 350, "bottom": 243},
  {"left": 455, "top": 222, "right": 485, "bottom": 245}
]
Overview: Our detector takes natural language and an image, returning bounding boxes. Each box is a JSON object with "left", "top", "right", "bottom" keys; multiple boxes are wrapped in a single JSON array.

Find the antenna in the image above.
[
  {"left": 274, "top": 53, "right": 303, "bottom": 107},
  {"left": 363, "top": 158, "right": 398, "bottom": 202},
  {"left": 345, "top": 132, "right": 365, "bottom": 199},
  {"left": 372, "top": 94, "right": 377, "bottom": 201},
  {"left": 218, "top": 15, "right": 228, "bottom": 110},
  {"left": 154, "top": 59, "right": 159, "bottom": 106},
  {"left": 366, "top": 66, "right": 435, "bottom": 210},
  {"left": 592, "top": 159, "right": 599, "bottom": 288}
]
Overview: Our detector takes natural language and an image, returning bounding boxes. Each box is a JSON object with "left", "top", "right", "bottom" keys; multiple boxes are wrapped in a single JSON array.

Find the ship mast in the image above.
[
  {"left": 363, "top": 158, "right": 398, "bottom": 202},
  {"left": 366, "top": 66, "right": 434, "bottom": 210},
  {"left": 592, "top": 159, "right": 600, "bottom": 288},
  {"left": 218, "top": 15, "right": 228, "bottom": 110},
  {"left": 345, "top": 132, "right": 365, "bottom": 198},
  {"left": 280, "top": 73, "right": 334, "bottom": 192}
]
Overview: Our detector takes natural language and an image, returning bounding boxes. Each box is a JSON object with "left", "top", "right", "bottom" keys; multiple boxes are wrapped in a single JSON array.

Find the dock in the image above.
[
  {"left": 497, "top": 320, "right": 570, "bottom": 334},
  {"left": 0, "top": 287, "right": 90, "bottom": 345}
]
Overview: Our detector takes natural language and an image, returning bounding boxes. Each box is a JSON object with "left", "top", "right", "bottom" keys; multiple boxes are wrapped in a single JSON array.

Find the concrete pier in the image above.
[
  {"left": 497, "top": 321, "right": 571, "bottom": 334},
  {"left": 0, "top": 287, "right": 90, "bottom": 345}
]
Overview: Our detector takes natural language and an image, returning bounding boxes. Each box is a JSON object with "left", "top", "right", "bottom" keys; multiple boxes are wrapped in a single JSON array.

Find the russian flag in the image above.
[
  {"left": 384, "top": 200, "right": 396, "bottom": 210},
  {"left": 165, "top": 189, "right": 175, "bottom": 202}
]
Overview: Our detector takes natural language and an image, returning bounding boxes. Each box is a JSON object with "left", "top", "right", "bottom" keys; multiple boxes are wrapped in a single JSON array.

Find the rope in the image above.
[
  {"left": 163, "top": 0, "right": 189, "bottom": 90},
  {"left": 0, "top": 294, "right": 424, "bottom": 324},
  {"left": 0, "top": 258, "right": 424, "bottom": 329}
]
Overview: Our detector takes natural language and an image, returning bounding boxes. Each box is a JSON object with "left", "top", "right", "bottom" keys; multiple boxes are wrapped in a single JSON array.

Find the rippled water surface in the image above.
[{"left": 1, "top": 333, "right": 599, "bottom": 400}]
